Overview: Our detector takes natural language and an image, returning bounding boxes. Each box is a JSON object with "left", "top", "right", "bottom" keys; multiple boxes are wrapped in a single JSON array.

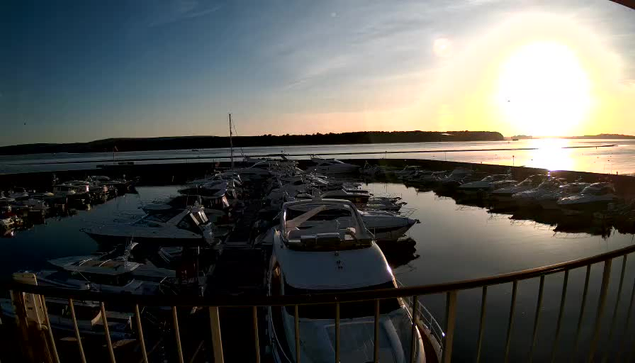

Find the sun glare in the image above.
[{"left": 497, "top": 42, "right": 592, "bottom": 136}]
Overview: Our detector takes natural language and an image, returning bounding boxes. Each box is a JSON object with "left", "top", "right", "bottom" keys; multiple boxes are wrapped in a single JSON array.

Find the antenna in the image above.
[{"left": 229, "top": 113, "right": 234, "bottom": 169}]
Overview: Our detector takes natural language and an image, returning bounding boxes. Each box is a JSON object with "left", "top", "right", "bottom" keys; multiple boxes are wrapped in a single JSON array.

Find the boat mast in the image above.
[{"left": 229, "top": 113, "right": 234, "bottom": 169}]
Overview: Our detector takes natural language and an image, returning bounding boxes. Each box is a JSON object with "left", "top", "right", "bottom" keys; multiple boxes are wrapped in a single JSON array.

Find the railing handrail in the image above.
[{"left": 4, "top": 242, "right": 635, "bottom": 307}]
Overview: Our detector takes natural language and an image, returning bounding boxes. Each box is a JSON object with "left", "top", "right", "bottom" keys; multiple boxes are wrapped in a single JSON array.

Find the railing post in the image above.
[
  {"left": 504, "top": 281, "right": 518, "bottom": 363},
  {"left": 573, "top": 265, "right": 592, "bottom": 360},
  {"left": 294, "top": 305, "right": 301, "bottom": 363},
  {"left": 209, "top": 306, "right": 225, "bottom": 363},
  {"left": 410, "top": 296, "right": 419, "bottom": 363},
  {"left": 40, "top": 296, "right": 60, "bottom": 363},
  {"left": 604, "top": 255, "right": 627, "bottom": 362},
  {"left": 68, "top": 299, "right": 87, "bottom": 363},
  {"left": 374, "top": 299, "right": 381, "bottom": 363},
  {"left": 100, "top": 302, "right": 117, "bottom": 363},
  {"left": 335, "top": 302, "right": 341, "bottom": 363},
  {"left": 134, "top": 305, "right": 148, "bottom": 363},
  {"left": 172, "top": 306, "right": 184, "bottom": 363},
  {"left": 476, "top": 286, "right": 488, "bottom": 363},
  {"left": 617, "top": 277, "right": 635, "bottom": 361},
  {"left": 588, "top": 259, "right": 613, "bottom": 362},
  {"left": 442, "top": 291, "right": 457, "bottom": 363},
  {"left": 550, "top": 270, "right": 569, "bottom": 363},
  {"left": 252, "top": 306, "right": 261, "bottom": 363},
  {"left": 529, "top": 275, "right": 545, "bottom": 362}
]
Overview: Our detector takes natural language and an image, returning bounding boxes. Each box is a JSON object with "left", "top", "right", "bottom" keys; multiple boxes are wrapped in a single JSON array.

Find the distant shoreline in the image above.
[{"left": 0, "top": 131, "right": 504, "bottom": 156}]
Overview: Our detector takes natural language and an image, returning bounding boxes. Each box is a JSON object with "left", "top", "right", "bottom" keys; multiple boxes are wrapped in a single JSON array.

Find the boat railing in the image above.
[
  {"left": 4, "top": 242, "right": 635, "bottom": 362},
  {"left": 400, "top": 290, "right": 445, "bottom": 361}
]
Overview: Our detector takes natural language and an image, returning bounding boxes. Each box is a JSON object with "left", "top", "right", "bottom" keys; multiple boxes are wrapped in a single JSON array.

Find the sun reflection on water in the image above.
[{"left": 525, "top": 139, "right": 574, "bottom": 171}]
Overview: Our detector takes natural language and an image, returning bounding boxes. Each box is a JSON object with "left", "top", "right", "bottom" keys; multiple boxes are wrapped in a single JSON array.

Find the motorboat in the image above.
[
  {"left": 35, "top": 255, "right": 172, "bottom": 295},
  {"left": 435, "top": 168, "right": 473, "bottom": 190},
  {"left": 360, "top": 210, "right": 419, "bottom": 242},
  {"left": 178, "top": 181, "right": 230, "bottom": 209},
  {"left": 458, "top": 174, "right": 516, "bottom": 195},
  {"left": 0, "top": 296, "right": 133, "bottom": 340},
  {"left": 557, "top": 182, "right": 617, "bottom": 213},
  {"left": 364, "top": 196, "right": 406, "bottom": 212},
  {"left": 321, "top": 188, "right": 371, "bottom": 204},
  {"left": 306, "top": 157, "right": 360, "bottom": 174},
  {"left": 512, "top": 179, "right": 563, "bottom": 207},
  {"left": 536, "top": 182, "right": 590, "bottom": 210},
  {"left": 82, "top": 205, "right": 215, "bottom": 248},
  {"left": 267, "top": 199, "right": 438, "bottom": 363},
  {"left": 490, "top": 175, "right": 547, "bottom": 202}
]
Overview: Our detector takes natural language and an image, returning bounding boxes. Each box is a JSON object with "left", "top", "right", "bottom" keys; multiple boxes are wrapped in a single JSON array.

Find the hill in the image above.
[{"left": 0, "top": 131, "right": 504, "bottom": 155}]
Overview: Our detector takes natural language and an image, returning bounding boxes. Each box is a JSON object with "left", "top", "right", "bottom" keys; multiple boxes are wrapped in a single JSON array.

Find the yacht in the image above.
[
  {"left": 178, "top": 180, "right": 230, "bottom": 209},
  {"left": 306, "top": 157, "right": 360, "bottom": 174},
  {"left": 458, "top": 174, "right": 516, "bottom": 195},
  {"left": 490, "top": 175, "right": 547, "bottom": 202},
  {"left": 321, "top": 188, "right": 371, "bottom": 204},
  {"left": 536, "top": 182, "right": 589, "bottom": 210},
  {"left": 360, "top": 210, "right": 419, "bottom": 242},
  {"left": 267, "top": 199, "right": 439, "bottom": 363},
  {"left": 82, "top": 205, "right": 215, "bottom": 248},
  {"left": 512, "top": 179, "right": 563, "bottom": 207},
  {"left": 34, "top": 255, "right": 173, "bottom": 295},
  {"left": 435, "top": 168, "right": 473, "bottom": 190},
  {"left": 557, "top": 182, "right": 617, "bottom": 213},
  {"left": 0, "top": 297, "right": 133, "bottom": 340}
]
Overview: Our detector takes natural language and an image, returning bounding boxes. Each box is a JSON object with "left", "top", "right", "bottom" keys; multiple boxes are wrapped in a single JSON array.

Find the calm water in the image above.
[
  {"left": 1, "top": 182, "right": 634, "bottom": 360},
  {"left": 3, "top": 138, "right": 635, "bottom": 175}
]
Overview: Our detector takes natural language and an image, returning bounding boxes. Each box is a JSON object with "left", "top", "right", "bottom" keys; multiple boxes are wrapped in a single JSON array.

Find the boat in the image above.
[
  {"left": 512, "top": 179, "right": 563, "bottom": 208},
  {"left": 35, "top": 255, "right": 172, "bottom": 295},
  {"left": 82, "top": 205, "right": 216, "bottom": 248},
  {"left": 0, "top": 297, "right": 134, "bottom": 340},
  {"left": 306, "top": 157, "right": 360, "bottom": 174},
  {"left": 435, "top": 168, "right": 473, "bottom": 191},
  {"left": 458, "top": 174, "right": 516, "bottom": 195},
  {"left": 557, "top": 182, "right": 617, "bottom": 213},
  {"left": 320, "top": 188, "right": 371, "bottom": 205},
  {"left": 361, "top": 210, "right": 419, "bottom": 242},
  {"left": 490, "top": 175, "right": 547, "bottom": 203},
  {"left": 536, "top": 182, "right": 590, "bottom": 210},
  {"left": 267, "top": 199, "right": 439, "bottom": 363},
  {"left": 178, "top": 181, "right": 230, "bottom": 209}
]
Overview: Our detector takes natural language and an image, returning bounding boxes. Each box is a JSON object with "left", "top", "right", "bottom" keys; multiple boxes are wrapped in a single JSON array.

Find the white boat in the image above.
[
  {"left": 267, "top": 199, "right": 438, "bottom": 363},
  {"left": 512, "top": 179, "right": 563, "bottom": 207},
  {"left": 436, "top": 168, "right": 473, "bottom": 189},
  {"left": 82, "top": 205, "right": 215, "bottom": 248},
  {"left": 35, "top": 255, "right": 171, "bottom": 295},
  {"left": 0, "top": 297, "right": 133, "bottom": 340},
  {"left": 458, "top": 174, "right": 516, "bottom": 194},
  {"left": 557, "top": 182, "right": 617, "bottom": 213},
  {"left": 536, "top": 182, "right": 589, "bottom": 210},
  {"left": 361, "top": 210, "right": 419, "bottom": 242},
  {"left": 321, "top": 188, "right": 371, "bottom": 204},
  {"left": 306, "top": 157, "right": 360, "bottom": 174},
  {"left": 490, "top": 175, "right": 547, "bottom": 202}
]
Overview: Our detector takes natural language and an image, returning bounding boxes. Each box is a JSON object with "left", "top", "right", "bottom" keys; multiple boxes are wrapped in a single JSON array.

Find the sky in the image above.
[{"left": 1, "top": 0, "right": 634, "bottom": 146}]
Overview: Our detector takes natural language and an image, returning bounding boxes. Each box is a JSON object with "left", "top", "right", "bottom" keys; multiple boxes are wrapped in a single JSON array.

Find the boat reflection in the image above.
[{"left": 378, "top": 238, "right": 420, "bottom": 269}]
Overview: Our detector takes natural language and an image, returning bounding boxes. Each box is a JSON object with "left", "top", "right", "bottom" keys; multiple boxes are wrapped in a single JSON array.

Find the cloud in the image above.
[{"left": 147, "top": 0, "right": 221, "bottom": 27}]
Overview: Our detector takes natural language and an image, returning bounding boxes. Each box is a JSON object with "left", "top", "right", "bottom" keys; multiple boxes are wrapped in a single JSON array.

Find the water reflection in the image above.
[{"left": 525, "top": 138, "right": 575, "bottom": 171}]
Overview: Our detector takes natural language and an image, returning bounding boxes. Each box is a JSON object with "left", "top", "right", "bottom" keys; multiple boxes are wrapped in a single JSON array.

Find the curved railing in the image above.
[{"left": 4, "top": 242, "right": 635, "bottom": 363}]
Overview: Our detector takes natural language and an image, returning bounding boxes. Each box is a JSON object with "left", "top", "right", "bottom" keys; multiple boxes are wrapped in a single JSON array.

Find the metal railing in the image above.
[{"left": 4, "top": 242, "right": 635, "bottom": 362}]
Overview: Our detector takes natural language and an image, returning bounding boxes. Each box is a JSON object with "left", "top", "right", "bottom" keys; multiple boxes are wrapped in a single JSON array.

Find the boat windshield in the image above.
[{"left": 283, "top": 281, "right": 401, "bottom": 319}]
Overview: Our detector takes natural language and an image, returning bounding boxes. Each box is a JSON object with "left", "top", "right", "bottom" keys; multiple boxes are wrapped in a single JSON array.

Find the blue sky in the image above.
[{"left": 1, "top": 0, "right": 634, "bottom": 146}]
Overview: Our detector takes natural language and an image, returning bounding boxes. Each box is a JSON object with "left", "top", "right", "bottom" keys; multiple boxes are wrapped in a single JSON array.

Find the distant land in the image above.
[
  {"left": 0, "top": 131, "right": 504, "bottom": 155},
  {"left": 565, "top": 134, "right": 635, "bottom": 139}
]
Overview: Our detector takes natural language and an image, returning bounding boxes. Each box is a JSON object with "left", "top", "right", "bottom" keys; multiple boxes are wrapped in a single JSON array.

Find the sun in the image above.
[{"left": 497, "top": 42, "right": 592, "bottom": 136}]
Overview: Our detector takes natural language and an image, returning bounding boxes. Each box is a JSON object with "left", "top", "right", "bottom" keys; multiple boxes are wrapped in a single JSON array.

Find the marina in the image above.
[{"left": 1, "top": 155, "right": 635, "bottom": 362}]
